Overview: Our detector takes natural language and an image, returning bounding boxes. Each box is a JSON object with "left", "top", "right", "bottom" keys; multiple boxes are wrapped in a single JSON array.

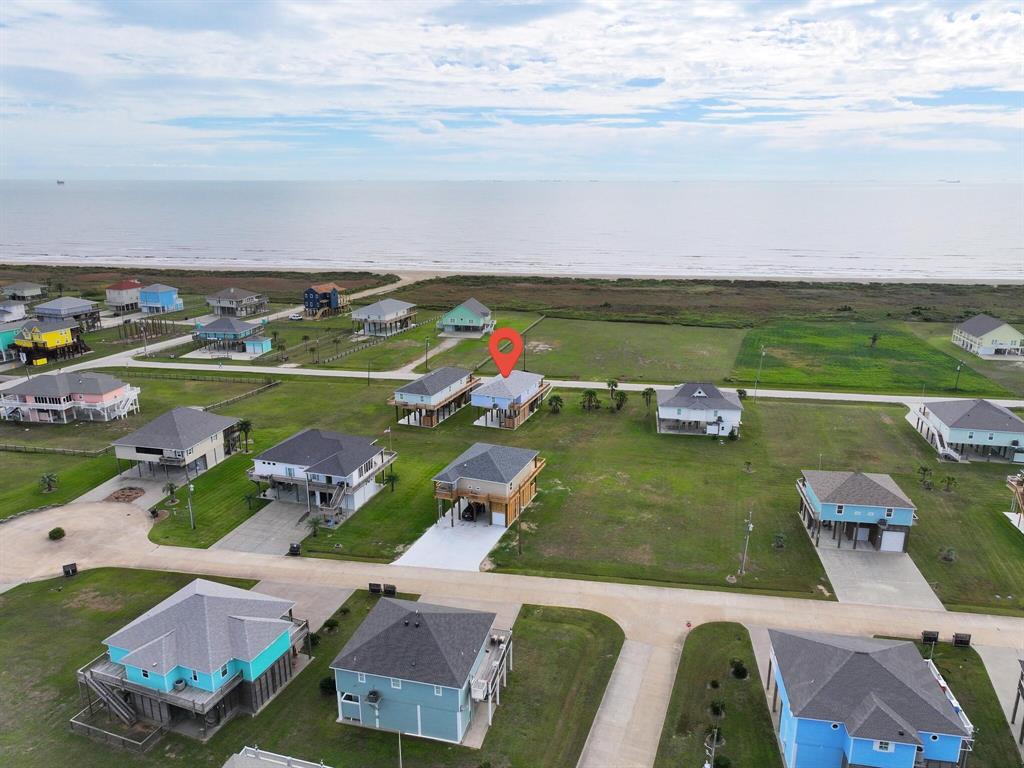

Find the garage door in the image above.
[{"left": 880, "top": 531, "right": 905, "bottom": 552}]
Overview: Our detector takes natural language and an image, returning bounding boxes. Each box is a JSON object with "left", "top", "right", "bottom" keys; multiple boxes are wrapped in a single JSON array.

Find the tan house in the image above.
[
  {"left": 112, "top": 406, "right": 240, "bottom": 480},
  {"left": 952, "top": 314, "right": 1023, "bottom": 357},
  {"left": 433, "top": 442, "right": 545, "bottom": 528}
]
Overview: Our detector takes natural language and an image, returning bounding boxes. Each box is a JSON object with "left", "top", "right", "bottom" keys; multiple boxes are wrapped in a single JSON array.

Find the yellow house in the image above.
[{"left": 14, "top": 320, "right": 87, "bottom": 365}]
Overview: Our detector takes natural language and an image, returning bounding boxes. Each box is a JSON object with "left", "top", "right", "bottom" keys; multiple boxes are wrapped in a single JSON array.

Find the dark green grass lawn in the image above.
[
  {"left": 0, "top": 451, "right": 121, "bottom": 520},
  {"left": 409, "top": 311, "right": 543, "bottom": 373},
  {"left": 473, "top": 317, "right": 746, "bottom": 383},
  {"left": 0, "top": 569, "right": 623, "bottom": 768},
  {"left": 732, "top": 321, "right": 1008, "bottom": 396},
  {"left": 655, "top": 622, "right": 782, "bottom": 768},
  {"left": 905, "top": 321, "right": 1024, "bottom": 397},
  {"left": 900, "top": 640, "right": 1023, "bottom": 768}
]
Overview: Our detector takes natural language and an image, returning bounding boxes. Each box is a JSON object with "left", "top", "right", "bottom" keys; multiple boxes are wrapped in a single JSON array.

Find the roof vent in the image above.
[{"left": 404, "top": 619, "right": 409, "bottom": 626}]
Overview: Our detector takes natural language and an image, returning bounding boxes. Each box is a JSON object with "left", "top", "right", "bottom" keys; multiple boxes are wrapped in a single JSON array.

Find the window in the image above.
[
  {"left": 191, "top": 670, "right": 199, "bottom": 681},
  {"left": 885, "top": 508, "right": 894, "bottom": 518},
  {"left": 836, "top": 505, "right": 844, "bottom": 516},
  {"left": 141, "top": 669, "right": 150, "bottom": 679},
  {"left": 357, "top": 672, "right": 366, "bottom": 683},
  {"left": 434, "top": 685, "right": 443, "bottom": 696},
  {"left": 221, "top": 664, "right": 228, "bottom": 676},
  {"left": 390, "top": 678, "right": 402, "bottom": 689},
  {"left": 341, "top": 692, "right": 360, "bottom": 703},
  {"left": 968, "top": 432, "right": 974, "bottom": 439},
  {"left": 988, "top": 433, "right": 994, "bottom": 440},
  {"left": 875, "top": 741, "right": 893, "bottom": 752}
]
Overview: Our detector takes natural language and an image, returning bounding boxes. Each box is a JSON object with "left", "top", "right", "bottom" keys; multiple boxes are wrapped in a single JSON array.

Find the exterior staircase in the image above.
[{"left": 84, "top": 671, "right": 137, "bottom": 725}]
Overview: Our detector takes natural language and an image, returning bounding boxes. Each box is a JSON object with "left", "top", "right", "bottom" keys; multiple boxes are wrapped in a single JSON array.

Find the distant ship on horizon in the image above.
[{"left": 56, "top": 180, "right": 65, "bottom": 185}]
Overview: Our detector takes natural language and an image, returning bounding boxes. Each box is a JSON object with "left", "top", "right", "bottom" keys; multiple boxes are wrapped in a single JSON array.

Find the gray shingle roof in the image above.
[
  {"left": 35, "top": 296, "right": 98, "bottom": 312},
  {"left": 926, "top": 399, "right": 1024, "bottom": 433},
  {"left": 112, "top": 407, "right": 238, "bottom": 451},
  {"left": 104, "top": 579, "right": 294, "bottom": 676},
  {"left": 2, "top": 281, "right": 44, "bottom": 294},
  {"left": 769, "top": 629, "right": 970, "bottom": 743},
  {"left": 197, "top": 316, "right": 259, "bottom": 335},
  {"left": 351, "top": 298, "right": 416, "bottom": 320},
  {"left": 395, "top": 367, "right": 473, "bottom": 397},
  {"left": 956, "top": 314, "right": 1015, "bottom": 338},
  {"left": 6, "top": 371, "right": 126, "bottom": 398},
  {"left": 208, "top": 286, "right": 262, "bottom": 301},
  {"left": 800, "top": 470, "right": 915, "bottom": 509},
  {"left": 434, "top": 442, "right": 539, "bottom": 485},
  {"left": 255, "top": 429, "right": 381, "bottom": 476},
  {"left": 142, "top": 283, "right": 178, "bottom": 293},
  {"left": 19, "top": 318, "right": 79, "bottom": 334},
  {"left": 454, "top": 298, "right": 490, "bottom": 317},
  {"left": 473, "top": 370, "right": 543, "bottom": 400},
  {"left": 331, "top": 598, "right": 495, "bottom": 688},
  {"left": 657, "top": 382, "right": 742, "bottom": 412}
]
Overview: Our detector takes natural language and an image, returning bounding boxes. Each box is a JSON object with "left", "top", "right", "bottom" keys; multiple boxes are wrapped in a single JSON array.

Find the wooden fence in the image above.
[
  {"left": 204, "top": 380, "right": 281, "bottom": 411},
  {"left": 0, "top": 442, "right": 110, "bottom": 457},
  {"left": 472, "top": 314, "right": 547, "bottom": 370}
]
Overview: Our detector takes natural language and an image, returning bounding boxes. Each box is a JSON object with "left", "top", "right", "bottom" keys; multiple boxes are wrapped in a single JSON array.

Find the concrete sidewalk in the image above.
[{"left": 976, "top": 644, "right": 1024, "bottom": 760}]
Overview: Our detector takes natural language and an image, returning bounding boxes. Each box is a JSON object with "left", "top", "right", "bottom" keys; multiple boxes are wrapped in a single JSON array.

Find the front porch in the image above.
[
  {"left": 389, "top": 377, "right": 478, "bottom": 428},
  {"left": 473, "top": 382, "right": 551, "bottom": 430}
]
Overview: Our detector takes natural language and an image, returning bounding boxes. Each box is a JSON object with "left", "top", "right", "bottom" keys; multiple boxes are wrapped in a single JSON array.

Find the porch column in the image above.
[
  {"left": 772, "top": 684, "right": 778, "bottom": 713},
  {"left": 853, "top": 524, "right": 858, "bottom": 550},
  {"left": 765, "top": 656, "right": 772, "bottom": 689}
]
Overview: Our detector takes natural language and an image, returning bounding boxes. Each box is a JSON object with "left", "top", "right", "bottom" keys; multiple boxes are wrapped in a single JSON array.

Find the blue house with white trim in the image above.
[
  {"left": 331, "top": 598, "right": 512, "bottom": 744},
  {"left": 797, "top": 470, "right": 916, "bottom": 553},
  {"left": 75, "top": 579, "right": 308, "bottom": 741},
  {"left": 139, "top": 283, "right": 184, "bottom": 314},
  {"left": 767, "top": 630, "right": 973, "bottom": 768},
  {"left": 194, "top": 316, "right": 272, "bottom": 356}
]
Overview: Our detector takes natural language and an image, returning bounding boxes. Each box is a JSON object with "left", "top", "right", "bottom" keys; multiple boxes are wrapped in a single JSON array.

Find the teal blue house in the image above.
[
  {"left": 194, "top": 316, "right": 271, "bottom": 356},
  {"left": 0, "top": 320, "right": 21, "bottom": 362},
  {"left": 139, "top": 283, "right": 184, "bottom": 314},
  {"left": 437, "top": 298, "right": 494, "bottom": 337},
  {"left": 331, "top": 598, "right": 512, "bottom": 744},
  {"left": 75, "top": 579, "right": 308, "bottom": 741},
  {"left": 797, "top": 470, "right": 916, "bottom": 553},
  {"left": 767, "top": 630, "right": 973, "bottom": 768}
]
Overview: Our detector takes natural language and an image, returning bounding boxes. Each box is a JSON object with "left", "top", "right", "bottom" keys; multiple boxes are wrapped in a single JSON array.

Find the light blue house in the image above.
[
  {"left": 331, "top": 598, "right": 512, "bottom": 744},
  {"left": 437, "top": 298, "right": 495, "bottom": 337},
  {"left": 194, "top": 316, "right": 270, "bottom": 355},
  {"left": 75, "top": 579, "right": 308, "bottom": 741},
  {"left": 470, "top": 370, "right": 549, "bottom": 429},
  {"left": 797, "top": 470, "right": 916, "bottom": 553},
  {"left": 139, "top": 283, "right": 184, "bottom": 314},
  {"left": 767, "top": 630, "right": 973, "bottom": 768},
  {"left": 912, "top": 398, "right": 1024, "bottom": 463}
]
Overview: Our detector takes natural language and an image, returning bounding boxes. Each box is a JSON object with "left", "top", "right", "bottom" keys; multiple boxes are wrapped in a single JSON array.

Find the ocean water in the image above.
[{"left": 0, "top": 180, "right": 1020, "bottom": 280}]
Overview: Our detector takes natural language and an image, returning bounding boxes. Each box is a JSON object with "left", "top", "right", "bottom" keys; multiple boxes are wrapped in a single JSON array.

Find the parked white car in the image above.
[{"left": 288, "top": 313, "right": 303, "bottom": 321}]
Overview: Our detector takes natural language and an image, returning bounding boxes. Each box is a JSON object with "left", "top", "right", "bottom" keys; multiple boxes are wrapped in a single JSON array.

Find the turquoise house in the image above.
[
  {"left": 139, "top": 283, "right": 184, "bottom": 314},
  {"left": 797, "top": 469, "right": 916, "bottom": 553},
  {"left": 437, "top": 298, "right": 494, "bottom": 337},
  {"left": 767, "top": 630, "right": 973, "bottom": 768},
  {"left": 0, "top": 320, "right": 21, "bottom": 362},
  {"left": 194, "top": 316, "right": 269, "bottom": 355},
  {"left": 75, "top": 579, "right": 308, "bottom": 741},
  {"left": 331, "top": 598, "right": 512, "bottom": 744}
]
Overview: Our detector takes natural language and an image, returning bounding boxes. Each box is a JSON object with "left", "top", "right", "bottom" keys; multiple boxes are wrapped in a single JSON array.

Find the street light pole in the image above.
[
  {"left": 739, "top": 510, "right": 754, "bottom": 576},
  {"left": 187, "top": 482, "right": 195, "bottom": 530},
  {"left": 954, "top": 360, "right": 964, "bottom": 391},
  {"left": 424, "top": 339, "right": 430, "bottom": 371},
  {"left": 753, "top": 344, "right": 766, "bottom": 400}
]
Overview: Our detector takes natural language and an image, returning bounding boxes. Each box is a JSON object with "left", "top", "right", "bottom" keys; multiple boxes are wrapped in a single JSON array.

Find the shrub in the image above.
[
  {"left": 729, "top": 658, "right": 749, "bottom": 680},
  {"left": 710, "top": 699, "right": 726, "bottom": 717},
  {"left": 772, "top": 532, "right": 786, "bottom": 549},
  {"left": 709, "top": 679, "right": 720, "bottom": 689},
  {"left": 705, "top": 725, "right": 725, "bottom": 744},
  {"left": 319, "top": 676, "right": 336, "bottom": 696},
  {"left": 736, "top": 388, "right": 747, "bottom": 399},
  {"left": 309, "top": 632, "right": 321, "bottom": 647},
  {"left": 714, "top": 756, "right": 732, "bottom": 768},
  {"left": 323, "top": 618, "right": 339, "bottom": 633},
  {"left": 337, "top": 606, "right": 350, "bottom": 616},
  {"left": 48, "top": 527, "right": 65, "bottom": 541},
  {"left": 941, "top": 547, "right": 957, "bottom": 563}
]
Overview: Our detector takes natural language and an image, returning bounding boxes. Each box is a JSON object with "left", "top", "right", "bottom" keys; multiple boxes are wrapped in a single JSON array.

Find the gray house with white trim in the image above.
[
  {"left": 912, "top": 398, "right": 1024, "bottom": 463},
  {"left": 352, "top": 299, "right": 417, "bottom": 337}
]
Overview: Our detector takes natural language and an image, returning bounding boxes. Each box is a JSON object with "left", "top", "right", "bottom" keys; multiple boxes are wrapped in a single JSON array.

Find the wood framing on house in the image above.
[{"left": 433, "top": 443, "right": 545, "bottom": 528}]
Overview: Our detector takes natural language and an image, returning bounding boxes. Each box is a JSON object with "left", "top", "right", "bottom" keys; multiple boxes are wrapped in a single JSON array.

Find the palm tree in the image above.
[
  {"left": 271, "top": 330, "right": 280, "bottom": 348},
  {"left": 606, "top": 379, "right": 619, "bottom": 402},
  {"left": 613, "top": 390, "right": 628, "bottom": 411},
  {"left": 163, "top": 481, "right": 178, "bottom": 502},
  {"left": 237, "top": 419, "right": 253, "bottom": 452},
  {"left": 547, "top": 394, "right": 564, "bottom": 414},
  {"left": 306, "top": 514, "right": 321, "bottom": 538},
  {"left": 642, "top": 387, "right": 656, "bottom": 412},
  {"left": 39, "top": 473, "right": 58, "bottom": 493},
  {"left": 580, "top": 389, "right": 600, "bottom": 411},
  {"left": 869, "top": 332, "right": 881, "bottom": 348},
  {"left": 917, "top": 465, "right": 933, "bottom": 489},
  {"left": 942, "top": 475, "right": 958, "bottom": 493},
  {"left": 302, "top": 334, "right": 311, "bottom": 351}
]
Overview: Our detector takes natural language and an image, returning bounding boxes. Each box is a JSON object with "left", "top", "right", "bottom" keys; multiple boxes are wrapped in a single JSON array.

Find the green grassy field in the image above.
[
  {"left": 904, "top": 640, "right": 1023, "bottom": 768},
  {"left": 905, "top": 322, "right": 1024, "bottom": 397},
  {"left": 732, "top": 321, "right": 1008, "bottom": 396},
  {"left": 410, "top": 311, "right": 543, "bottom": 373},
  {"left": 0, "top": 451, "right": 122, "bottom": 520},
  {"left": 0, "top": 569, "right": 623, "bottom": 768},
  {"left": 655, "top": 622, "right": 782, "bottom": 768},
  {"left": 422, "top": 316, "right": 746, "bottom": 382}
]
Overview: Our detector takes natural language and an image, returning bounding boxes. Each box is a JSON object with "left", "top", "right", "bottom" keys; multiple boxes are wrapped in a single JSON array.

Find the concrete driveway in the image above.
[
  {"left": 392, "top": 516, "right": 507, "bottom": 571},
  {"left": 211, "top": 501, "right": 308, "bottom": 556},
  {"left": 815, "top": 547, "right": 945, "bottom": 611},
  {"left": 254, "top": 580, "right": 352, "bottom": 633}
]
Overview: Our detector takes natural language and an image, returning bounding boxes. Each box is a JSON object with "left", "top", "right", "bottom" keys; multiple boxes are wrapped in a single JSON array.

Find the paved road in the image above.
[{"left": 3, "top": 501, "right": 1024, "bottom": 767}]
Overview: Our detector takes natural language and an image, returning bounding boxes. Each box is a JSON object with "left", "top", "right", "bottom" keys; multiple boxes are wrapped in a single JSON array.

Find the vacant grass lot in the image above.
[
  {"left": 500, "top": 317, "right": 746, "bottom": 382},
  {"left": 655, "top": 623, "right": 782, "bottom": 768},
  {"left": 905, "top": 322, "right": 1024, "bottom": 397},
  {"left": 0, "top": 451, "right": 121, "bottom": 520},
  {"left": 904, "top": 640, "right": 1023, "bottom": 768},
  {"left": 732, "top": 321, "right": 1007, "bottom": 396},
  {"left": 0, "top": 569, "right": 622, "bottom": 768},
  {"left": 409, "top": 310, "right": 543, "bottom": 373}
]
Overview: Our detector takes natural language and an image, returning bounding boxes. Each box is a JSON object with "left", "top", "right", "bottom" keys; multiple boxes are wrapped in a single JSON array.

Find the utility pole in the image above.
[
  {"left": 954, "top": 360, "right": 964, "bottom": 391},
  {"left": 739, "top": 509, "right": 754, "bottom": 576},
  {"left": 187, "top": 482, "right": 196, "bottom": 530},
  {"left": 397, "top": 731, "right": 403, "bottom": 768},
  {"left": 703, "top": 726, "right": 718, "bottom": 768},
  {"left": 424, "top": 339, "right": 430, "bottom": 371},
  {"left": 753, "top": 344, "right": 766, "bottom": 400}
]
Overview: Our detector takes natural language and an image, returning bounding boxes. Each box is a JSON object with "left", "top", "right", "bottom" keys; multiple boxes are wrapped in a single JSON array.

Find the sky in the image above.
[{"left": 1, "top": 0, "right": 1021, "bottom": 181}]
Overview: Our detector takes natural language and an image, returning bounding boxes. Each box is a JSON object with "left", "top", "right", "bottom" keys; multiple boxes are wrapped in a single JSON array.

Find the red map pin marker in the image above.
[{"left": 488, "top": 328, "right": 524, "bottom": 377}]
